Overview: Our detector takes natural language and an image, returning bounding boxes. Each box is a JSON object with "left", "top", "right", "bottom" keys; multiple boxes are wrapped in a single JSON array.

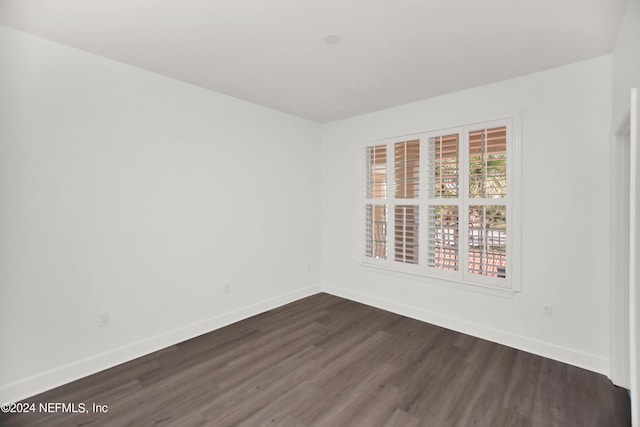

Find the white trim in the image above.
[
  {"left": 630, "top": 87, "right": 639, "bottom": 426},
  {"left": 0, "top": 284, "right": 323, "bottom": 404},
  {"left": 360, "top": 262, "right": 516, "bottom": 298},
  {"left": 387, "top": 141, "right": 396, "bottom": 263},
  {"left": 610, "top": 110, "right": 631, "bottom": 388},
  {"left": 510, "top": 112, "right": 523, "bottom": 292},
  {"left": 363, "top": 110, "right": 522, "bottom": 145},
  {"left": 323, "top": 283, "right": 609, "bottom": 375}
]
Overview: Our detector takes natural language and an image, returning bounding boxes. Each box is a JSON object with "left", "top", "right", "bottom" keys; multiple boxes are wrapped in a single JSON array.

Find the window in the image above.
[{"left": 362, "top": 116, "right": 519, "bottom": 291}]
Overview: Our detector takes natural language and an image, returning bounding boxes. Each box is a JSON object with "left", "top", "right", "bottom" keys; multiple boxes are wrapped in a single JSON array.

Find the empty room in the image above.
[{"left": 1, "top": 0, "right": 640, "bottom": 425}]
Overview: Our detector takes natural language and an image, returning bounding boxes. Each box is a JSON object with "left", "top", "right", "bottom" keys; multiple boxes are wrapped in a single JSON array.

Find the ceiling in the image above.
[{"left": 0, "top": 0, "right": 630, "bottom": 122}]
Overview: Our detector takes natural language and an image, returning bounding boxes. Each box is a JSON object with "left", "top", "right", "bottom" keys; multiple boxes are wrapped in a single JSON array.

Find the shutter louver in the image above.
[{"left": 395, "top": 205, "right": 419, "bottom": 264}]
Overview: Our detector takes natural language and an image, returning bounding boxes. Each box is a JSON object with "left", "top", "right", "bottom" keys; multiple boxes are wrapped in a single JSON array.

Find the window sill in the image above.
[{"left": 359, "top": 262, "right": 519, "bottom": 299}]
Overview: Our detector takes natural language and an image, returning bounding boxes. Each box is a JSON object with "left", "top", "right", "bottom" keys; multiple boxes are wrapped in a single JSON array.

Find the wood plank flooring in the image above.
[{"left": 1, "top": 293, "right": 631, "bottom": 426}]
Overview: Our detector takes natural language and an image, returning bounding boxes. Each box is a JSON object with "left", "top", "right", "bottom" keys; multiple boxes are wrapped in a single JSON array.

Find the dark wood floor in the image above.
[{"left": 1, "top": 293, "right": 630, "bottom": 426}]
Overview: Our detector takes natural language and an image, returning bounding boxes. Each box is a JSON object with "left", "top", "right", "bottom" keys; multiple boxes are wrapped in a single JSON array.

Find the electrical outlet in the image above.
[
  {"left": 224, "top": 283, "right": 231, "bottom": 294},
  {"left": 98, "top": 312, "right": 110, "bottom": 327},
  {"left": 543, "top": 305, "right": 553, "bottom": 318}
]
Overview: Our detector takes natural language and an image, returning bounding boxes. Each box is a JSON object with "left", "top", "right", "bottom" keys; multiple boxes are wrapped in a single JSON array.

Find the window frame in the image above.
[{"left": 361, "top": 113, "right": 521, "bottom": 295}]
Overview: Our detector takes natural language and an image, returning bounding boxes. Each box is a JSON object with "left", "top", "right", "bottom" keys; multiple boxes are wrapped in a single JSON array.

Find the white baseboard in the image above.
[
  {"left": 1, "top": 282, "right": 611, "bottom": 404},
  {"left": 0, "top": 284, "right": 322, "bottom": 404},
  {"left": 323, "top": 283, "right": 610, "bottom": 376}
]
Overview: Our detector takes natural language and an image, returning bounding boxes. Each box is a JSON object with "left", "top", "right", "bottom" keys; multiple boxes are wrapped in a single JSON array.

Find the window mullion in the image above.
[
  {"left": 439, "top": 136, "right": 443, "bottom": 198},
  {"left": 461, "top": 127, "right": 470, "bottom": 281},
  {"left": 402, "top": 206, "right": 407, "bottom": 263},
  {"left": 404, "top": 144, "right": 408, "bottom": 199},
  {"left": 419, "top": 136, "right": 429, "bottom": 273},
  {"left": 387, "top": 141, "right": 395, "bottom": 266},
  {"left": 483, "top": 128, "right": 488, "bottom": 198}
]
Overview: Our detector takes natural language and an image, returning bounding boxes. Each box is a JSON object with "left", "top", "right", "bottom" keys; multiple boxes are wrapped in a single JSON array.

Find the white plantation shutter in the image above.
[
  {"left": 365, "top": 204, "right": 387, "bottom": 259},
  {"left": 364, "top": 144, "right": 388, "bottom": 261},
  {"left": 428, "top": 134, "right": 459, "bottom": 199},
  {"left": 366, "top": 144, "right": 387, "bottom": 199},
  {"left": 362, "top": 116, "right": 516, "bottom": 291},
  {"left": 467, "top": 125, "right": 508, "bottom": 279},
  {"left": 395, "top": 140, "right": 420, "bottom": 199},
  {"left": 469, "top": 127, "right": 507, "bottom": 198},
  {"left": 395, "top": 205, "right": 419, "bottom": 264},
  {"left": 428, "top": 205, "right": 459, "bottom": 271},
  {"left": 427, "top": 134, "right": 460, "bottom": 272},
  {"left": 393, "top": 140, "right": 420, "bottom": 265},
  {"left": 468, "top": 205, "right": 506, "bottom": 277}
]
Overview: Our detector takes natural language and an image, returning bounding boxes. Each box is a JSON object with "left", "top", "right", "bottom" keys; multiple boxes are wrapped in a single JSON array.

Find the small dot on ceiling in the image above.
[{"left": 323, "top": 34, "right": 341, "bottom": 45}]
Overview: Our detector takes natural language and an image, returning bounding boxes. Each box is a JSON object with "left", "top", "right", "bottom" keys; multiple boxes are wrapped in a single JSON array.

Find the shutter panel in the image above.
[
  {"left": 394, "top": 205, "right": 419, "bottom": 264},
  {"left": 366, "top": 144, "right": 387, "bottom": 199},
  {"left": 428, "top": 134, "right": 459, "bottom": 198},
  {"left": 365, "top": 204, "right": 388, "bottom": 259},
  {"left": 395, "top": 140, "right": 420, "bottom": 199},
  {"left": 365, "top": 144, "right": 388, "bottom": 261},
  {"left": 428, "top": 205, "right": 459, "bottom": 270},
  {"left": 428, "top": 133, "right": 460, "bottom": 272},
  {"left": 468, "top": 205, "right": 507, "bottom": 277},
  {"left": 469, "top": 126, "right": 507, "bottom": 198}
]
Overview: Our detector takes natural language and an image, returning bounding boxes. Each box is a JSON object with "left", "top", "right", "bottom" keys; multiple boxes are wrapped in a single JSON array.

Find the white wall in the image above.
[
  {"left": 0, "top": 13, "right": 624, "bottom": 403},
  {"left": 613, "top": 0, "right": 640, "bottom": 127},
  {"left": 321, "top": 55, "right": 613, "bottom": 374},
  {"left": 0, "top": 25, "right": 322, "bottom": 403}
]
